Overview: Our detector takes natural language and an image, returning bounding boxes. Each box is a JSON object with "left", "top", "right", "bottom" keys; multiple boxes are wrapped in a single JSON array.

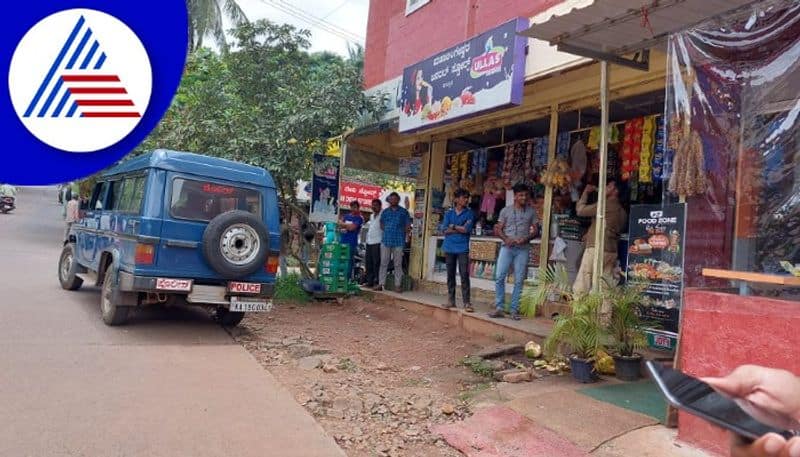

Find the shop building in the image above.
[{"left": 350, "top": 0, "right": 799, "bottom": 454}]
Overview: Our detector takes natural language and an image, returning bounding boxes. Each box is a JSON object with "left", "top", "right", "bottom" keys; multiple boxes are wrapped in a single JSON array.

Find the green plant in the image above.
[
  {"left": 519, "top": 264, "right": 573, "bottom": 318},
  {"left": 544, "top": 291, "right": 606, "bottom": 360},
  {"left": 460, "top": 356, "right": 495, "bottom": 377},
  {"left": 606, "top": 284, "right": 652, "bottom": 357},
  {"left": 273, "top": 273, "right": 310, "bottom": 303}
]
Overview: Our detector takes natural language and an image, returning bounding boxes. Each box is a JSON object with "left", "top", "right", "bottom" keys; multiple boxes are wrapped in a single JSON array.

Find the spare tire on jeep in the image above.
[{"left": 202, "top": 210, "right": 269, "bottom": 279}]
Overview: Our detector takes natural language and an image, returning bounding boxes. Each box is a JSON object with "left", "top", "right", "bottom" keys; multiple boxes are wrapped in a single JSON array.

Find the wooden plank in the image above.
[{"left": 702, "top": 268, "right": 800, "bottom": 286}]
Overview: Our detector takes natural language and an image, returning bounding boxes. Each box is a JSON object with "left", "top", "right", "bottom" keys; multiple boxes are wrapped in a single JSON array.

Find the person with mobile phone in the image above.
[{"left": 703, "top": 365, "right": 800, "bottom": 457}]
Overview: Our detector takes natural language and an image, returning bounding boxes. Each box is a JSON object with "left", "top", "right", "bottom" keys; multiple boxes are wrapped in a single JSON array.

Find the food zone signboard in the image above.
[
  {"left": 398, "top": 18, "right": 528, "bottom": 133},
  {"left": 626, "top": 203, "right": 687, "bottom": 338}
]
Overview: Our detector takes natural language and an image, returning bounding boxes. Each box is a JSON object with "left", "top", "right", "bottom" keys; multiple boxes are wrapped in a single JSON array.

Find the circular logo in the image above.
[
  {"left": 8, "top": 9, "right": 152, "bottom": 153},
  {"left": 1, "top": 1, "right": 186, "bottom": 185}
]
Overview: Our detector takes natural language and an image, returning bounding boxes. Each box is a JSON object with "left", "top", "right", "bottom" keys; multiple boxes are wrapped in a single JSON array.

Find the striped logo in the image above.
[{"left": 9, "top": 9, "right": 152, "bottom": 152}]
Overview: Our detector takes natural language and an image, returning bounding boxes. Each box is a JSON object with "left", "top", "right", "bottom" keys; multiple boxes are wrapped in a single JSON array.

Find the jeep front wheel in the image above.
[{"left": 58, "top": 244, "right": 83, "bottom": 290}]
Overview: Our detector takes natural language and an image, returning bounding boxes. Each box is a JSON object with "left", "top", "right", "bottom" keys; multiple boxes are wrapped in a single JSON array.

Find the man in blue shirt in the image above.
[
  {"left": 376, "top": 192, "right": 411, "bottom": 293},
  {"left": 439, "top": 188, "right": 474, "bottom": 312},
  {"left": 339, "top": 201, "right": 364, "bottom": 281}
]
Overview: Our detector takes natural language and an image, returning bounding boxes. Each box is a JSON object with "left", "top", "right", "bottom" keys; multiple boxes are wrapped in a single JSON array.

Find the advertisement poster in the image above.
[
  {"left": 399, "top": 156, "right": 423, "bottom": 178},
  {"left": 398, "top": 18, "right": 529, "bottom": 133},
  {"left": 626, "top": 203, "right": 687, "bottom": 335},
  {"left": 413, "top": 188, "right": 426, "bottom": 238},
  {"left": 338, "top": 181, "right": 383, "bottom": 209},
  {"left": 310, "top": 154, "right": 340, "bottom": 223}
]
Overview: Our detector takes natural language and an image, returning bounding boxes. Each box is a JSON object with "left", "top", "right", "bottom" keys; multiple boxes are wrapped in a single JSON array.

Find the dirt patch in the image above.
[{"left": 230, "top": 296, "right": 500, "bottom": 457}]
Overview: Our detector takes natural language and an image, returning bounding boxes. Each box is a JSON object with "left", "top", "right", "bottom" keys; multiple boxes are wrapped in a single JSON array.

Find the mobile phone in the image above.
[{"left": 646, "top": 361, "right": 799, "bottom": 440}]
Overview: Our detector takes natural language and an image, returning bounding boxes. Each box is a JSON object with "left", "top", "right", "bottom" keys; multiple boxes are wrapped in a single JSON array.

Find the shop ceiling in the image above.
[{"left": 521, "top": 0, "right": 764, "bottom": 69}]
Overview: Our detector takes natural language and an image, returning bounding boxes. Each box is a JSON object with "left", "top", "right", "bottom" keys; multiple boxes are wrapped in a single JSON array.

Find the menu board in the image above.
[{"left": 626, "top": 203, "right": 687, "bottom": 334}]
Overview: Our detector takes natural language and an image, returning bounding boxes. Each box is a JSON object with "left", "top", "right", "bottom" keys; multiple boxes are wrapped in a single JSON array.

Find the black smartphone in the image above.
[{"left": 646, "top": 361, "right": 799, "bottom": 440}]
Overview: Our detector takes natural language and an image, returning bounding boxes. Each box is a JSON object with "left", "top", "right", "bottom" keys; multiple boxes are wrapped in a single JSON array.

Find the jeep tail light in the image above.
[
  {"left": 135, "top": 243, "right": 155, "bottom": 265},
  {"left": 265, "top": 256, "right": 279, "bottom": 275}
]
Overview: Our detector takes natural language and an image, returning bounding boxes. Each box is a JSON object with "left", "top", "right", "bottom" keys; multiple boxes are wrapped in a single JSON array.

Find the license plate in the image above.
[
  {"left": 155, "top": 278, "right": 193, "bottom": 291},
  {"left": 229, "top": 297, "right": 273, "bottom": 312},
  {"left": 228, "top": 281, "right": 262, "bottom": 294}
]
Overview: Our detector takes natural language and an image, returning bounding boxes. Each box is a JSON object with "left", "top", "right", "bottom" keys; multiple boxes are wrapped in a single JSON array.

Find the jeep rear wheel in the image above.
[
  {"left": 202, "top": 210, "right": 269, "bottom": 279},
  {"left": 58, "top": 244, "right": 83, "bottom": 290},
  {"left": 215, "top": 307, "right": 245, "bottom": 327},
  {"left": 100, "top": 268, "right": 130, "bottom": 326}
]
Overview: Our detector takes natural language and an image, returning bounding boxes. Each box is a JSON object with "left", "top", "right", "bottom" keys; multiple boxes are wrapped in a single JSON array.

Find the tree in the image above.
[
  {"left": 137, "top": 20, "right": 383, "bottom": 276},
  {"left": 188, "top": 0, "right": 248, "bottom": 52}
]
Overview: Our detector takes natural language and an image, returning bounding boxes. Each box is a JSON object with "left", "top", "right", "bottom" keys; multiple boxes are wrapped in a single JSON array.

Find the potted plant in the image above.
[
  {"left": 519, "top": 264, "right": 572, "bottom": 318},
  {"left": 543, "top": 291, "right": 606, "bottom": 383},
  {"left": 606, "top": 284, "right": 650, "bottom": 381}
]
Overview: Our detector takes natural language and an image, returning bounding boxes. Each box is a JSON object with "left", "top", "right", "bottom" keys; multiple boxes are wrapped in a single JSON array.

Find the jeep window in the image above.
[
  {"left": 117, "top": 175, "right": 146, "bottom": 213},
  {"left": 108, "top": 180, "right": 122, "bottom": 211},
  {"left": 90, "top": 181, "right": 108, "bottom": 211},
  {"left": 170, "top": 178, "right": 261, "bottom": 222}
]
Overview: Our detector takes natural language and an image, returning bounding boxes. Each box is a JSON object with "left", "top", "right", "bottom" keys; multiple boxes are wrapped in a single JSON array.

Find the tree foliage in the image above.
[
  {"left": 137, "top": 20, "right": 383, "bottom": 276},
  {"left": 188, "top": 0, "right": 248, "bottom": 52}
]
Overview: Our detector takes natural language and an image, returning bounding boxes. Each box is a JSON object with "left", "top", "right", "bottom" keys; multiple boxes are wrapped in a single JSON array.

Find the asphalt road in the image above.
[{"left": 0, "top": 187, "right": 344, "bottom": 457}]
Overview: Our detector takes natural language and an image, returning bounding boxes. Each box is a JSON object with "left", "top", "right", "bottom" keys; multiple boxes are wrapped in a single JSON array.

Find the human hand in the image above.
[
  {"left": 703, "top": 365, "right": 800, "bottom": 456},
  {"left": 703, "top": 365, "right": 800, "bottom": 424},
  {"left": 583, "top": 185, "right": 597, "bottom": 195},
  {"left": 730, "top": 433, "right": 800, "bottom": 457}
]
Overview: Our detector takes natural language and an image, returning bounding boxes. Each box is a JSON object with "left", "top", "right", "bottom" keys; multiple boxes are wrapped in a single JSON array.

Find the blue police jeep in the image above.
[{"left": 58, "top": 150, "right": 281, "bottom": 327}]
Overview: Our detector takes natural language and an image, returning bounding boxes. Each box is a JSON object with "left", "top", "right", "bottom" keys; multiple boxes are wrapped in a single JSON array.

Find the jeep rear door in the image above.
[{"left": 154, "top": 173, "right": 263, "bottom": 279}]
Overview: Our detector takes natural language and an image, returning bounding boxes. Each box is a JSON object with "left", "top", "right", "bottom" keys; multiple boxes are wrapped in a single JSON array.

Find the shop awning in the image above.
[{"left": 521, "top": 0, "right": 762, "bottom": 69}]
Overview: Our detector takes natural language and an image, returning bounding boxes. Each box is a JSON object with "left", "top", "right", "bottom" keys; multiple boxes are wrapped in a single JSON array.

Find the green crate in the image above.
[
  {"left": 321, "top": 243, "right": 342, "bottom": 254},
  {"left": 320, "top": 266, "right": 341, "bottom": 277},
  {"left": 318, "top": 259, "right": 342, "bottom": 269}
]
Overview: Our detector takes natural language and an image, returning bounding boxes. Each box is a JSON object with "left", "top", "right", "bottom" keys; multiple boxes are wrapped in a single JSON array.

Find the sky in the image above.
[{"left": 234, "top": 0, "right": 370, "bottom": 56}]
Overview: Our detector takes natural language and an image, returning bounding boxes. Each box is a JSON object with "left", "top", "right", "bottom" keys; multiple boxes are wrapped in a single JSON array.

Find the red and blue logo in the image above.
[
  {"left": 24, "top": 15, "right": 142, "bottom": 120},
  {"left": 3, "top": 1, "right": 187, "bottom": 184}
]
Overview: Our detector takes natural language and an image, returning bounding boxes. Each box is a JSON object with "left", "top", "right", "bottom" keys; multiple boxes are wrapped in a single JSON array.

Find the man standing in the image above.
[
  {"left": 339, "top": 201, "right": 364, "bottom": 281},
  {"left": 490, "top": 184, "right": 538, "bottom": 320},
  {"left": 363, "top": 199, "right": 383, "bottom": 288},
  {"left": 64, "top": 194, "right": 80, "bottom": 240},
  {"left": 439, "top": 188, "right": 474, "bottom": 312},
  {"left": 572, "top": 180, "right": 627, "bottom": 296},
  {"left": 376, "top": 192, "right": 411, "bottom": 293}
]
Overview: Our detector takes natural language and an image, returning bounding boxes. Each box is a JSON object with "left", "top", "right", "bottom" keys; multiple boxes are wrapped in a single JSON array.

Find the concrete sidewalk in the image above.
[{"left": 435, "top": 376, "right": 712, "bottom": 457}]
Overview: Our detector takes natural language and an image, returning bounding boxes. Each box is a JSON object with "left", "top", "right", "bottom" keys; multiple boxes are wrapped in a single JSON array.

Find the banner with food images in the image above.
[
  {"left": 398, "top": 18, "right": 528, "bottom": 133},
  {"left": 626, "top": 203, "right": 687, "bottom": 334}
]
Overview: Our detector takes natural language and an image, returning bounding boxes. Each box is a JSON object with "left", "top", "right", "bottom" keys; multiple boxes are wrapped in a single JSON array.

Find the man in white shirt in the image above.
[
  {"left": 64, "top": 194, "right": 81, "bottom": 239},
  {"left": 364, "top": 199, "right": 383, "bottom": 288}
]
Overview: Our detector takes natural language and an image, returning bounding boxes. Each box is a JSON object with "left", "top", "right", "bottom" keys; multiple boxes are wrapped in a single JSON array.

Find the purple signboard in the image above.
[{"left": 398, "top": 18, "right": 529, "bottom": 133}]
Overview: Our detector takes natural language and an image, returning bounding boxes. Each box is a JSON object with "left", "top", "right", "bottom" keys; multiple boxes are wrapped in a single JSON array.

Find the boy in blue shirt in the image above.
[
  {"left": 339, "top": 201, "right": 364, "bottom": 280},
  {"left": 439, "top": 188, "right": 475, "bottom": 312}
]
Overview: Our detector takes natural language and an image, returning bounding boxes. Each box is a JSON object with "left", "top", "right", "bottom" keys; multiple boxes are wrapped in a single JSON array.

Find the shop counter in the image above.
[{"left": 426, "top": 235, "right": 544, "bottom": 290}]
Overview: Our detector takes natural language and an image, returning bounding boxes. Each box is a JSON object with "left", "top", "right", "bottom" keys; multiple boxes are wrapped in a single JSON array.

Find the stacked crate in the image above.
[{"left": 317, "top": 242, "right": 350, "bottom": 293}]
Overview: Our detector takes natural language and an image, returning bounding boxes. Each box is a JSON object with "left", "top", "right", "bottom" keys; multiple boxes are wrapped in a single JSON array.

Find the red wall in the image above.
[
  {"left": 364, "top": 0, "right": 563, "bottom": 88},
  {"left": 678, "top": 289, "right": 800, "bottom": 456}
]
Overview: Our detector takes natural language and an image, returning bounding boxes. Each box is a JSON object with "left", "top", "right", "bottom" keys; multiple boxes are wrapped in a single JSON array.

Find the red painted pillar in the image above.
[{"left": 677, "top": 289, "right": 800, "bottom": 456}]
